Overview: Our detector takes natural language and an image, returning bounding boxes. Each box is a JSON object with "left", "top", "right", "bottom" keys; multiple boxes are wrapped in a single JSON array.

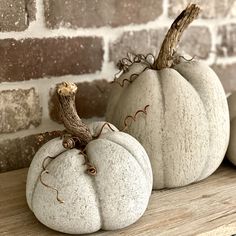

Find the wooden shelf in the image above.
[{"left": 0, "top": 163, "right": 236, "bottom": 236}]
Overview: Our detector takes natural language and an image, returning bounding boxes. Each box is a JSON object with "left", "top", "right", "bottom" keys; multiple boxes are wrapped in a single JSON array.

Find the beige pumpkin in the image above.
[
  {"left": 26, "top": 82, "right": 152, "bottom": 234},
  {"left": 226, "top": 92, "right": 236, "bottom": 165},
  {"left": 26, "top": 122, "right": 152, "bottom": 234},
  {"left": 106, "top": 5, "right": 230, "bottom": 189}
]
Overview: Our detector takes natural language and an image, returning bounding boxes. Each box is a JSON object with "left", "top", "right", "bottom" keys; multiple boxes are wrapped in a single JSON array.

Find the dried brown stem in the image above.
[
  {"left": 57, "top": 82, "right": 92, "bottom": 147},
  {"left": 154, "top": 4, "right": 200, "bottom": 70}
]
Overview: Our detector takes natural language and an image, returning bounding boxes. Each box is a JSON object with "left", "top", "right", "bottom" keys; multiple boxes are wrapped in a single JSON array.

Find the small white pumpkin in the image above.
[
  {"left": 106, "top": 5, "right": 230, "bottom": 189},
  {"left": 26, "top": 83, "right": 152, "bottom": 234},
  {"left": 226, "top": 92, "right": 236, "bottom": 165}
]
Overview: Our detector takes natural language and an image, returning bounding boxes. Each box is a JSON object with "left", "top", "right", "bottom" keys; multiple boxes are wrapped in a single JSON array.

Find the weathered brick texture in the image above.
[
  {"left": 211, "top": 63, "right": 236, "bottom": 93},
  {"left": 217, "top": 24, "right": 236, "bottom": 57},
  {"left": 49, "top": 80, "right": 111, "bottom": 123},
  {"left": 110, "top": 26, "right": 211, "bottom": 64},
  {"left": 0, "top": 0, "right": 36, "bottom": 32},
  {"left": 168, "top": 0, "right": 236, "bottom": 18},
  {"left": 0, "top": 37, "right": 103, "bottom": 82},
  {"left": 109, "top": 28, "right": 166, "bottom": 64},
  {"left": 44, "top": 0, "right": 163, "bottom": 29},
  {"left": 0, "top": 88, "right": 41, "bottom": 133},
  {"left": 0, "top": 0, "right": 236, "bottom": 174},
  {"left": 0, "top": 131, "right": 63, "bottom": 172},
  {"left": 179, "top": 26, "right": 211, "bottom": 59}
]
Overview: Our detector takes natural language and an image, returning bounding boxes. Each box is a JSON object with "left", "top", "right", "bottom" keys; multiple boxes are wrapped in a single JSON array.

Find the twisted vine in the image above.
[{"left": 112, "top": 53, "right": 155, "bottom": 87}]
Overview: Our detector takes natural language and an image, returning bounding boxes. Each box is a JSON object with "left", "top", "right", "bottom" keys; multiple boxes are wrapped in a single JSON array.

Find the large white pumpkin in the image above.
[
  {"left": 226, "top": 92, "right": 236, "bottom": 165},
  {"left": 106, "top": 59, "right": 229, "bottom": 189},
  {"left": 26, "top": 122, "right": 152, "bottom": 234},
  {"left": 106, "top": 4, "right": 229, "bottom": 189}
]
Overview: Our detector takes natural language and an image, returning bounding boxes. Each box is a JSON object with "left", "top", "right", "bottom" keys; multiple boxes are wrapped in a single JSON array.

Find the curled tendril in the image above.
[
  {"left": 39, "top": 170, "right": 64, "bottom": 204},
  {"left": 39, "top": 151, "right": 67, "bottom": 204},
  {"left": 111, "top": 78, "right": 133, "bottom": 87},
  {"left": 63, "top": 137, "right": 76, "bottom": 149},
  {"left": 62, "top": 136, "right": 82, "bottom": 149},
  {"left": 62, "top": 135, "right": 97, "bottom": 176},
  {"left": 93, "top": 122, "right": 116, "bottom": 139},
  {"left": 79, "top": 149, "right": 97, "bottom": 176},
  {"left": 86, "top": 164, "right": 97, "bottom": 176},
  {"left": 117, "top": 52, "right": 135, "bottom": 72},
  {"left": 121, "top": 105, "right": 150, "bottom": 132},
  {"left": 173, "top": 50, "right": 218, "bottom": 65},
  {"left": 42, "top": 156, "right": 55, "bottom": 170},
  {"left": 112, "top": 68, "right": 150, "bottom": 88},
  {"left": 179, "top": 55, "right": 196, "bottom": 62},
  {"left": 112, "top": 53, "right": 155, "bottom": 88},
  {"left": 129, "top": 73, "right": 139, "bottom": 82},
  {"left": 92, "top": 103, "right": 150, "bottom": 139}
]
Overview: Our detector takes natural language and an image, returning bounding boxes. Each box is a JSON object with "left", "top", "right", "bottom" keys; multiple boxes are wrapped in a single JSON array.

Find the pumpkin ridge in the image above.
[
  {"left": 98, "top": 131, "right": 152, "bottom": 186},
  {"left": 82, "top": 158, "right": 104, "bottom": 230},
  {"left": 112, "top": 68, "right": 165, "bottom": 189},
  {"left": 157, "top": 68, "right": 209, "bottom": 187},
  {"left": 32, "top": 149, "right": 102, "bottom": 233},
  {"left": 86, "top": 138, "right": 150, "bottom": 230},
  {"left": 107, "top": 63, "right": 148, "bottom": 124},
  {"left": 31, "top": 150, "right": 67, "bottom": 210},
  {"left": 90, "top": 136, "right": 150, "bottom": 188},
  {"left": 34, "top": 149, "right": 84, "bottom": 201},
  {"left": 85, "top": 139, "right": 114, "bottom": 230},
  {"left": 26, "top": 138, "right": 66, "bottom": 210},
  {"left": 171, "top": 67, "right": 212, "bottom": 182},
  {"left": 173, "top": 64, "right": 211, "bottom": 181},
  {"left": 173, "top": 61, "right": 229, "bottom": 180},
  {"left": 158, "top": 70, "right": 167, "bottom": 188}
]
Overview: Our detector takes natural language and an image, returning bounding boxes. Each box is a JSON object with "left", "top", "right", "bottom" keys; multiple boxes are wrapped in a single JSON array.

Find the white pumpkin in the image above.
[
  {"left": 106, "top": 4, "right": 229, "bottom": 189},
  {"left": 106, "top": 58, "right": 229, "bottom": 189},
  {"left": 26, "top": 121, "right": 152, "bottom": 234},
  {"left": 226, "top": 92, "right": 236, "bottom": 165}
]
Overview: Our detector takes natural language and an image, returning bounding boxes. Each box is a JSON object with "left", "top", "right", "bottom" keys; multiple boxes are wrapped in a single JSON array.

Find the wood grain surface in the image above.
[{"left": 0, "top": 163, "right": 236, "bottom": 236}]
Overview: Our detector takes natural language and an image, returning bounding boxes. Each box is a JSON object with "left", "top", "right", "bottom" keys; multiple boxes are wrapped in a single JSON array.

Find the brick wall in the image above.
[{"left": 1, "top": 0, "right": 236, "bottom": 172}]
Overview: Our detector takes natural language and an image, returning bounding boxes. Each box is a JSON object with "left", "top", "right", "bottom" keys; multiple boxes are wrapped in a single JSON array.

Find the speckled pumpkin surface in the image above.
[
  {"left": 226, "top": 92, "right": 236, "bottom": 166},
  {"left": 106, "top": 59, "right": 229, "bottom": 189},
  {"left": 26, "top": 121, "right": 152, "bottom": 234}
]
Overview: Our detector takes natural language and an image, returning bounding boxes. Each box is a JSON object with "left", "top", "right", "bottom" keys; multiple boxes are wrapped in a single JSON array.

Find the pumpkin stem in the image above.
[
  {"left": 154, "top": 4, "right": 200, "bottom": 70},
  {"left": 57, "top": 82, "right": 93, "bottom": 147}
]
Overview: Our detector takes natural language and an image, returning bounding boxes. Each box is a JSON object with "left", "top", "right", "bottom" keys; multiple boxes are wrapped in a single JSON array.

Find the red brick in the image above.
[
  {"left": 217, "top": 24, "right": 236, "bottom": 57},
  {"left": 44, "top": 0, "right": 163, "bottom": 28},
  {"left": 168, "top": 0, "right": 236, "bottom": 19},
  {"left": 0, "top": 37, "right": 103, "bottom": 82},
  {"left": 109, "top": 29, "right": 166, "bottom": 64},
  {"left": 179, "top": 26, "right": 211, "bottom": 59},
  {"left": 0, "top": 88, "right": 41, "bottom": 133},
  {"left": 109, "top": 27, "right": 211, "bottom": 64},
  {"left": 49, "top": 79, "right": 111, "bottom": 123},
  {"left": 0, "top": 0, "right": 36, "bottom": 32},
  {"left": 0, "top": 131, "right": 64, "bottom": 173},
  {"left": 211, "top": 63, "right": 236, "bottom": 93}
]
